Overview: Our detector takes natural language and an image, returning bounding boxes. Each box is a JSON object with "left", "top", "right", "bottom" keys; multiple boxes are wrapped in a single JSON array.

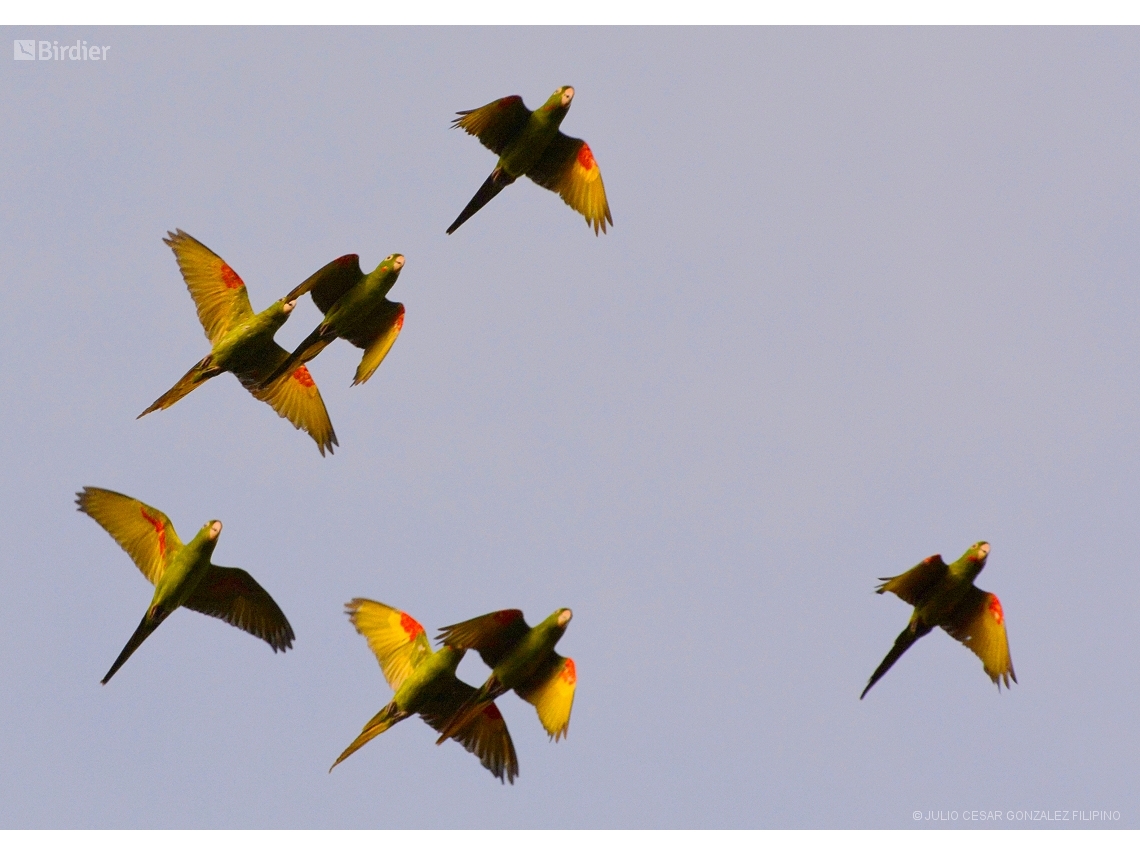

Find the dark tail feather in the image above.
[
  {"left": 860, "top": 623, "right": 931, "bottom": 699},
  {"left": 446, "top": 168, "right": 515, "bottom": 234},
  {"left": 137, "top": 356, "right": 220, "bottom": 418},
  {"left": 102, "top": 609, "right": 167, "bottom": 684},
  {"left": 258, "top": 325, "right": 335, "bottom": 390}
]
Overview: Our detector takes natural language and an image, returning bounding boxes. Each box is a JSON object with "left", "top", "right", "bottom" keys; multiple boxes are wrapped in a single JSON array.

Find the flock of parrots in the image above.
[{"left": 76, "top": 86, "right": 1014, "bottom": 787}]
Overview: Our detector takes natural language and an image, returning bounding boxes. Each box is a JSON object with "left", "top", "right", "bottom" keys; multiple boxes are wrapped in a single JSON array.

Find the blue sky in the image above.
[{"left": 1, "top": 27, "right": 1138, "bottom": 828}]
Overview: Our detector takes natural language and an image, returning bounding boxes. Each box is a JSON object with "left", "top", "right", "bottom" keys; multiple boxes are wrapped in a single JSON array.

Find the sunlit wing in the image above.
[
  {"left": 234, "top": 347, "right": 338, "bottom": 456},
  {"left": 344, "top": 302, "right": 405, "bottom": 386},
  {"left": 517, "top": 653, "right": 576, "bottom": 741},
  {"left": 419, "top": 675, "right": 519, "bottom": 783},
  {"left": 452, "top": 95, "right": 531, "bottom": 155},
  {"left": 286, "top": 254, "right": 364, "bottom": 314},
  {"left": 76, "top": 487, "right": 183, "bottom": 584},
  {"left": 876, "top": 554, "right": 949, "bottom": 605},
  {"left": 942, "top": 587, "right": 1016, "bottom": 688},
  {"left": 526, "top": 133, "right": 612, "bottom": 234},
  {"left": 183, "top": 565, "right": 295, "bottom": 652},
  {"left": 164, "top": 230, "right": 255, "bottom": 343},
  {"left": 436, "top": 609, "right": 529, "bottom": 669},
  {"left": 346, "top": 598, "right": 432, "bottom": 692}
]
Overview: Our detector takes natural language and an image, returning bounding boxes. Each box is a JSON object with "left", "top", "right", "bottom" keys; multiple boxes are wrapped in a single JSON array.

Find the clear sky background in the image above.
[{"left": 1, "top": 27, "right": 1138, "bottom": 829}]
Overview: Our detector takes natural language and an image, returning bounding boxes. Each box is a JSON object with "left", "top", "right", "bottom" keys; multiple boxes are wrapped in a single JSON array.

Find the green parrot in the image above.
[
  {"left": 447, "top": 86, "right": 612, "bottom": 235},
  {"left": 861, "top": 541, "right": 1016, "bottom": 699},
  {"left": 258, "top": 253, "right": 405, "bottom": 390},
  {"left": 330, "top": 599, "right": 519, "bottom": 784},
  {"left": 434, "top": 608, "right": 576, "bottom": 745},
  {"left": 139, "top": 230, "right": 337, "bottom": 456},
  {"left": 77, "top": 487, "right": 294, "bottom": 684}
]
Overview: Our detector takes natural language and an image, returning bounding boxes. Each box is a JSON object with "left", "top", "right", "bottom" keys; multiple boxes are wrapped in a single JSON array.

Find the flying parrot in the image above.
[
  {"left": 139, "top": 230, "right": 338, "bottom": 456},
  {"left": 258, "top": 253, "right": 405, "bottom": 390},
  {"left": 330, "top": 599, "right": 519, "bottom": 783},
  {"left": 434, "top": 608, "right": 576, "bottom": 746},
  {"left": 861, "top": 541, "right": 1016, "bottom": 699},
  {"left": 76, "top": 487, "right": 294, "bottom": 684},
  {"left": 447, "top": 86, "right": 612, "bottom": 235}
]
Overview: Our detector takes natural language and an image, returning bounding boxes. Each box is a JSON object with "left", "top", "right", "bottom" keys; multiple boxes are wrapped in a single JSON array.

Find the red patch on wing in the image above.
[
  {"left": 139, "top": 507, "right": 167, "bottom": 558},
  {"left": 988, "top": 595, "right": 1004, "bottom": 625},
  {"left": 219, "top": 263, "right": 244, "bottom": 290},
  {"left": 576, "top": 143, "right": 596, "bottom": 171},
  {"left": 334, "top": 254, "right": 357, "bottom": 268},
  {"left": 482, "top": 704, "right": 504, "bottom": 721},
  {"left": 292, "top": 366, "right": 315, "bottom": 388},
  {"left": 493, "top": 610, "right": 518, "bottom": 625},
  {"left": 561, "top": 659, "right": 577, "bottom": 685},
  {"left": 497, "top": 96, "right": 521, "bottom": 110},
  {"left": 399, "top": 611, "right": 425, "bottom": 641},
  {"left": 394, "top": 308, "right": 405, "bottom": 333},
  {"left": 922, "top": 556, "right": 936, "bottom": 565}
]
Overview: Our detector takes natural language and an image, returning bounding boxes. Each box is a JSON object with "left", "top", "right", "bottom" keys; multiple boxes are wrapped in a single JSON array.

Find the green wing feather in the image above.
[
  {"left": 346, "top": 302, "right": 405, "bottom": 386},
  {"left": 420, "top": 675, "right": 519, "bottom": 783},
  {"left": 286, "top": 254, "right": 364, "bottom": 313},
  {"left": 164, "top": 230, "right": 255, "bottom": 343},
  {"left": 436, "top": 609, "right": 529, "bottom": 669},
  {"left": 76, "top": 487, "right": 183, "bottom": 585},
  {"left": 875, "top": 554, "right": 949, "bottom": 605},
  {"left": 942, "top": 587, "right": 1016, "bottom": 688},
  {"left": 183, "top": 565, "right": 295, "bottom": 652},
  {"left": 516, "top": 654, "right": 576, "bottom": 741},
  {"left": 453, "top": 95, "right": 531, "bottom": 155},
  {"left": 233, "top": 348, "right": 338, "bottom": 456},
  {"left": 526, "top": 134, "right": 612, "bottom": 234}
]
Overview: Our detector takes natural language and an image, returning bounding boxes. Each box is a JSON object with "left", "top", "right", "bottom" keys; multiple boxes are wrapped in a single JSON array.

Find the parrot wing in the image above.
[
  {"left": 183, "top": 565, "right": 295, "bottom": 652},
  {"left": 343, "top": 302, "right": 405, "bottom": 386},
  {"left": 875, "top": 554, "right": 950, "bottom": 605},
  {"left": 941, "top": 587, "right": 1016, "bottom": 689},
  {"left": 286, "top": 254, "right": 364, "bottom": 314},
  {"left": 164, "top": 230, "right": 255, "bottom": 343},
  {"left": 452, "top": 95, "right": 532, "bottom": 155},
  {"left": 233, "top": 347, "right": 338, "bottom": 456},
  {"left": 516, "top": 653, "right": 576, "bottom": 741},
  {"left": 76, "top": 487, "right": 183, "bottom": 585},
  {"left": 419, "top": 675, "right": 519, "bottom": 784},
  {"left": 526, "top": 134, "right": 612, "bottom": 235},
  {"left": 346, "top": 598, "right": 432, "bottom": 692},
  {"left": 436, "top": 609, "right": 529, "bottom": 669}
]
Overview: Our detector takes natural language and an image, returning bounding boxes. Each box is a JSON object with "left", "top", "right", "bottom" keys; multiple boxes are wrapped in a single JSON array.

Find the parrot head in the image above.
[{"left": 539, "top": 86, "right": 574, "bottom": 117}]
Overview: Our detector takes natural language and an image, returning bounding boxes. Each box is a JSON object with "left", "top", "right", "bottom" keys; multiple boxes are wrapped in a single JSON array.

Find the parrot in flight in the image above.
[
  {"left": 861, "top": 541, "right": 1015, "bottom": 699},
  {"left": 447, "top": 86, "right": 612, "bottom": 235},
  {"left": 139, "top": 230, "right": 338, "bottom": 456},
  {"left": 434, "top": 608, "right": 576, "bottom": 746},
  {"left": 76, "top": 487, "right": 294, "bottom": 684},
  {"left": 330, "top": 599, "right": 519, "bottom": 783},
  {"left": 259, "top": 253, "right": 405, "bottom": 390}
]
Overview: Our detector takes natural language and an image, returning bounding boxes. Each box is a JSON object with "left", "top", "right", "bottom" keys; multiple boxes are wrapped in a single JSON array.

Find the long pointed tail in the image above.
[
  {"left": 446, "top": 168, "right": 515, "bottom": 235},
  {"left": 329, "top": 702, "right": 407, "bottom": 772},
  {"left": 137, "top": 356, "right": 220, "bottom": 418},
  {"left": 102, "top": 609, "right": 168, "bottom": 684},
  {"left": 860, "top": 623, "right": 931, "bottom": 699},
  {"left": 258, "top": 325, "right": 335, "bottom": 390}
]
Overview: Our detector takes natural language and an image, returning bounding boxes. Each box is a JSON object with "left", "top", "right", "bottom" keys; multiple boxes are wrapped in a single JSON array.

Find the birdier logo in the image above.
[{"left": 13, "top": 39, "right": 110, "bottom": 61}]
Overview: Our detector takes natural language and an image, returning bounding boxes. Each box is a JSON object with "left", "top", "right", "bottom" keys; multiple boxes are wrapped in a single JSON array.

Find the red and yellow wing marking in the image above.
[
  {"left": 452, "top": 95, "right": 532, "bottom": 155},
  {"left": 164, "top": 230, "right": 255, "bottom": 343},
  {"left": 942, "top": 587, "right": 1016, "bottom": 688},
  {"left": 517, "top": 654, "right": 576, "bottom": 741},
  {"left": 183, "top": 565, "right": 294, "bottom": 652},
  {"left": 875, "top": 554, "right": 949, "bottom": 606},
  {"left": 76, "top": 487, "right": 183, "bottom": 585},
  {"left": 436, "top": 609, "right": 529, "bottom": 669},
  {"left": 526, "top": 134, "right": 612, "bottom": 234},
  {"left": 346, "top": 599, "right": 432, "bottom": 692},
  {"left": 235, "top": 348, "right": 338, "bottom": 456}
]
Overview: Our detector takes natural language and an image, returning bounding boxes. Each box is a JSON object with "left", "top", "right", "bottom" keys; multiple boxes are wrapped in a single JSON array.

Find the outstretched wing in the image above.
[
  {"left": 526, "top": 134, "right": 612, "bottom": 234},
  {"left": 183, "top": 565, "right": 295, "bottom": 652},
  {"left": 452, "top": 95, "right": 531, "bottom": 155},
  {"left": 419, "top": 675, "right": 519, "bottom": 784},
  {"left": 345, "top": 302, "right": 405, "bottom": 386},
  {"left": 346, "top": 599, "right": 432, "bottom": 692},
  {"left": 436, "top": 609, "right": 529, "bottom": 669},
  {"left": 941, "top": 587, "right": 1016, "bottom": 689},
  {"left": 233, "top": 346, "right": 338, "bottom": 456},
  {"left": 516, "top": 654, "right": 576, "bottom": 741},
  {"left": 875, "top": 554, "right": 949, "bottom": 605},
  {"left": 164, "top": 230, "right": 255, "bottom": 343},
  {"left": 76, "top": 487, "right": 183, "bottom": 585},
  {"left": 286, "top": 254, "right": 364, "bottom": 314}
]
